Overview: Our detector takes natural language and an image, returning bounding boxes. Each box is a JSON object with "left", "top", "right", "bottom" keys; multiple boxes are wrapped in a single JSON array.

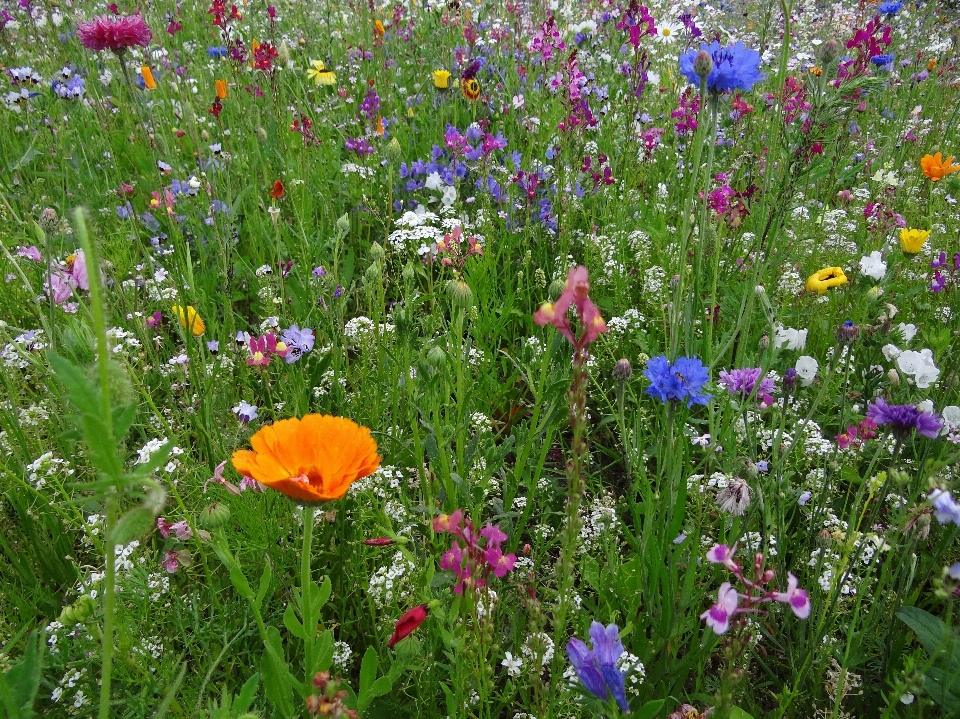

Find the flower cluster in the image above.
[
  {"left": 566, "top": 621, "right": 629, "bottom": 711},
  {"left": 701, "top": 545, "right": 810, "bottom": 635},
  {"left": 433, "top": 509, "right": 516, "bottom": 594}
]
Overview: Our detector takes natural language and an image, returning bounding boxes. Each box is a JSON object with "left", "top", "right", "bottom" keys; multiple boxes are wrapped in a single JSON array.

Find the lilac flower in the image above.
[
  {"left": 929, "top": 489, "right": 960, "bottom": 526},
  {"left": 16, "top": 246, "right": 42, "bottom": 261},
  {"left": 566, "top": 622, "right": 629, "bottom": 711},
  {"left": 280, "top": 324, "right": 314, "bottom": 363},
  {"left": 679, "top": 41, "right": 765, "bottom": 93},
  {"left": 866, "top": 398, "right": 942, "bottom": 439},
  {"left": 718, "top": 367, "right": 775, "bottom": 405},
  {"left": 643, "top": 355, "right": 712, "bottom": 407},
  {"left": 206, "top": 340, "right": 219, "bottom": 353},
  {"left": 701, "top": 582, "right": 739, "bottom": 634},
  {"left": 157, "top": 517, "right": 192, "bottom": 540},
  {"left": 232, "top": 401, "right": 258, "bottom": 424}
]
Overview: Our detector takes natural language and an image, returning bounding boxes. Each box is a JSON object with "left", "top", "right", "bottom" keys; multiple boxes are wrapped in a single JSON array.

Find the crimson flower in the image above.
[
  {"left": 387, "top": 604, "right": 429, "bottom": 647},
  {"left": 77, "top": 14, "right": 153, "bottom": 54}
]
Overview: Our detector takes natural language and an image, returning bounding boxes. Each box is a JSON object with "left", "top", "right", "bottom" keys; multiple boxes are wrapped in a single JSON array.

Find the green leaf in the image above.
[
  {"left": 283, "top": 603, "right": 306, "bottom": 640},
  {"left": 109, "top": 506, "right": 157, "bottom": 545},
  {"left": 0, "top": 631, "right": 44, "bottom": 718},
  {"left": 359, "top": 646, "right": 379, "bottom": 697},
  {"left": 310, "top": 577, "right": 332, "bottom": 616},
  {"left": 633, "top": 699, "right": 665, "bottom": 719},
  {"left": 261, "top": 626, "right": 296, "bottom": 716},
  {"left": 730, "top": 707, "right": 755, "bottom": 719},
  {"left": 152, "top": 660, "right": 187, "bottom": 719},
  {"left": 234, "top": 673, "right": 260, "bottom": 714},
  {"left": 315, "top": 629, "right": 334, "bottom": 674},
  {"left": 897, "top": 607, "right": 960, "bottom": 666},
  {"left": 255, "top": 562, "right": 273, "bottom": 614}
]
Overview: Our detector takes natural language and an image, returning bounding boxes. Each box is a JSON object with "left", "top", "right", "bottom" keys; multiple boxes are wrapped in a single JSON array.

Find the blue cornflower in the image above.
[
  {"left": 566, "top": 622, "right": 628, "bottom": 711},
  {"left": 643, "top": 355, "right": 712, "bottom": 407},
  {"left": 878, "top": 1, "right": 903, "bottom": 14},
  {"left": 871, "top": 53, "right": 895, "bottom": 71},
  {"left": 207, "top": 46, "right": 227, "bottom": 58},
  {"left": 679, "top": 41, "right": 765, "bottom": 93}
]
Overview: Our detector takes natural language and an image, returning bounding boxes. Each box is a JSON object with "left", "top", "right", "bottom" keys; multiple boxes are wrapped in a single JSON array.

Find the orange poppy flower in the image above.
[
  {"left": 141, "top": 66, "right": 157, "bottom": 90},
  {"left": 374, "top": 19, "right": 385, "bottom": 36},
  {"left": 270, "top": 180, "right": 284, "bottom": 199},
  {"left": 232, "top": 415, "right": 381, "bottom": 503},
  {"left": 920, "top": 152, "right": 960, "bottom": 181},
  {"left": 215, "top": 79, "right": 228, "bottom": 99}
]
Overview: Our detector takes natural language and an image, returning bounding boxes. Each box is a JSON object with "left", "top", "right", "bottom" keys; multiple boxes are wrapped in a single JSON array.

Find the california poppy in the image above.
[
  {"left": 141, "top": 66, "right": 157, "bottom": 90},
  {"left": 374, "top": 19, "right": 385, "bottom": 36},
  {"left": 461, "top": 77, "right": 480, "bottom": 101},
  {"left": 231, "top": 415, "right": 381, "bottom": 503},
  {"left": 388, "top": 604, "right": 429, "bottom": 647},
  {"left": 920, "top": 152, "right": 960, "bottom": 181},
  {"left": 215, "top": 79, "right": 228, "bottom": 99},
  {"left": 270, "top": 180, "right": 285, "bottom": 199}
]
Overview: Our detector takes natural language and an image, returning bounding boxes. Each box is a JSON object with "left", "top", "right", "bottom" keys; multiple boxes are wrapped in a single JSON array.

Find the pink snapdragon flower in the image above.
[
  {"left": 434, "top": 510, "right": 516, "bottom": 594},
  {"left": 534, "top": 265, "right": 607, "bottom": 353}
]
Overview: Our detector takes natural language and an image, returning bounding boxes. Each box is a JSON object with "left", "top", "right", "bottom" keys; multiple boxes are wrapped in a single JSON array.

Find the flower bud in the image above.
[
  {"left": 39, "top": 207, "right": 60, "bottom": 235},
  {"left": 836, "top": 320, "right": 859, "bottom": 345},
  {"left": 335, "top": 213, "right": 351, "bottom": 236},
  {"left": 612, "top": 359, "right": 633, "bottom": 382},
  {"left": 817, "top": 39, "right": 841, "bottom": 66},
  {"left": 256, "top": 127, "right": 268, "bottom": 141},
  {"left": 199, "top": 501, "right": 231, "bottom": 529},
  {"left": 446, "top": 278, "right": 473, "bottom": 309},
  {"left": 548, "top": 278, "right": 566, "bottom": 301},
  {"left": 369, "top": 242, "right": 385, "bottom": 261},
  {"left": 426, "top": 345, "right": 447, "bottom": 367},
  {"left": 758, "top": 333, "right": 770, "bottom": 350},
  {"left": 817, "top": 529, "right": 833, "bottom": 548},
  {"left": 887, "top": 368, "right": 900, "bottom": 386},
  {"left": 59, "top": 595, "right": 95, "bottom": 625},
  {"left": 384, "top": 136, "right": 402, "bottom": 164},
  {"left": 402, "top": 261, "right": 415, "bottom": 281},
  {"left": 693, "top": 50, "right": 714, "bottom": 78}
]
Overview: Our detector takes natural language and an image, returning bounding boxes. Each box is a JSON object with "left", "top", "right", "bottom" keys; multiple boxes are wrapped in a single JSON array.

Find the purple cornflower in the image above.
[
  {"left": 866, "top": 398, "right": 942, "bottom": 439},
  {"left": 718, "top": 367, "right": 775, "bottom": 405},
  {"left": 929, "top": 489, "right": 960, "bottom": 526},
  {"left": 280, "top": 324, "right": 315, "bottom": 364},
  {"left": 643, "top": 355, "right": 712, "bottom": 407},
  {"left": 566, "top": 622, "right": 628, "bottom": 711},
  {"left": 679, "top": 41, "right": 765, "bottom": 93}
]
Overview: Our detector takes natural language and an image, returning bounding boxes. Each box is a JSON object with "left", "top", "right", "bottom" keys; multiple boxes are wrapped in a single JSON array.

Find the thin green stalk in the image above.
[{"left": 301, "top": 504, "right": 315, "bottom": 689}]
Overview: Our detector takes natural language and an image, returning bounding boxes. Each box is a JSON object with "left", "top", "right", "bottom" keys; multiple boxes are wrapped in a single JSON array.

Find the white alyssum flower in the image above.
[
  {"left": 795, "top": 356, "right": 819, "bottom": 386},
  {"left": 502, "top": 652, "right": 523, "bottom": 677}
]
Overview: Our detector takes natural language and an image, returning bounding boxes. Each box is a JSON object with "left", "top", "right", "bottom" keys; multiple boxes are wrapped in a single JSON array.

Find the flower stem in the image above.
[{"left": 301, "top": 504, "right": 315, "bottom": 689}]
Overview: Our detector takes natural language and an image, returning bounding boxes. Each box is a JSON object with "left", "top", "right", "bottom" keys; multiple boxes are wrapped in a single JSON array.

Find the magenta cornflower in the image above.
[
  {"left": 77, "top": 14, "right": 153, "bottom": 54},
  {"left": 433, "top": 510, "right": 516, "bottom": 594}
]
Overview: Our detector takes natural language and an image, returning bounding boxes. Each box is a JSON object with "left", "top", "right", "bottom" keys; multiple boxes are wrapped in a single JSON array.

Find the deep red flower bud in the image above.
[
  {"left": 363, "top": 537, "right": 395, "bottom": 546},
  {"left": 387, "top": 604, "right": 429, "bottom": 647}
]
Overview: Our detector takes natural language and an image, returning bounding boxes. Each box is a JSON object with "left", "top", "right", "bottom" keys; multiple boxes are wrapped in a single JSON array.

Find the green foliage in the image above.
[{"left": 0, "top": 632, "right": 44, "bottom": 719}]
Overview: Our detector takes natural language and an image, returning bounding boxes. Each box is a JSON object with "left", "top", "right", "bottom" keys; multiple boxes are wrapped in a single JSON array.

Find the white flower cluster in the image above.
[
  {"left": 616, "top": 651, "right": 646, "bottom": 695},
  {"left": 578, "top": 494, "right": 620, "bottom": 553},
  {"left": 1, "top": 329, "right": 47, "bottom": 368},
  {"left": 606, "top": 308, "right": 646, "bottom": 336},
  {"left": 136, "top": 438, "right": 169, "bottom": 465},
  {"left": 351, "top": 465, "right": 406, "bottom": 498},
  {"left": 367, "top": 551, "right": 415, "bottom": 607},
  {"left": 145, "top": 267, "right": 178, "bottom": 302},
  {"left": 106, "top": 327, "right": 142, "bottom": 356},
  {"left": 521, "top": 631, "right": 554, "bottom": 669},
  {"left": 332, "top": 640, "right": 353, "bottom": 671},
  {"left": 25, "top": 452, "right": 73, "bottom": 490}
]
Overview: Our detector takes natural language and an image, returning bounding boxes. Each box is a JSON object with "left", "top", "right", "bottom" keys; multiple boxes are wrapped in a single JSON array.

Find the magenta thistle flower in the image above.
[{"left": 77, "top": 14, "right": 153, "bottom": 54}]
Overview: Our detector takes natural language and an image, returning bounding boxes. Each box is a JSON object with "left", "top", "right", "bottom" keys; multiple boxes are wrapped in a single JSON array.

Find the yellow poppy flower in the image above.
[
  {"left": 432, "top": 69, "right": 451, "bottom": 89},
  {"left": 899, "top": 228, "right": 930, "bottom": 254},
  {"left": 805, "top": 267, "right": 848, "bottom": 294}
]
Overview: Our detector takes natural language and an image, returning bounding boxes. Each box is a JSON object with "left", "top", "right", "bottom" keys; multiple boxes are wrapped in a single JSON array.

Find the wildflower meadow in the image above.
[{"left": 2, "top": 0, "right": 960, "bottom": 717}]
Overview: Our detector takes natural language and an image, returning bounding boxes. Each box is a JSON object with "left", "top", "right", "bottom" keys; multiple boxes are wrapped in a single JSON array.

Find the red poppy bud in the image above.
[
  {"left": 387, "top": 604, "right": 429, "bottom": 647},
  {"left": 270, "top": 180, "right": 285, "bottom": 199},
  {"left": 363, "top": 537, "right": 395, "bottom": 546}
]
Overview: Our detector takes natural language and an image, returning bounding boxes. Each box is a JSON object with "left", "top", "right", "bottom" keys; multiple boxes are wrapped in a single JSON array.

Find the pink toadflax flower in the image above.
[
  {"left": 701, "top": 582, "right": 739, "bottom": 634},
  {"left": 772, "top": 572, "right": 811, "bottom": 619},
  {"left": 534, "top": 265, "right": 607, "bottom": 351},
  {"left": 77, "top": 14, "right": 153, "bottom": 55}
]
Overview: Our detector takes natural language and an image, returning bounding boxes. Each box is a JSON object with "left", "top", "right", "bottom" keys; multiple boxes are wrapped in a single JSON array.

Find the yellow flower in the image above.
[
  {"left": 374, "top": 19, "right": 385, "bottom": 36},
  {"left": 306, "top": 59, "right": 336, "bottom": 86},
  {"left": 432, "top": 69, "right": 451, "bottom": 89},
  {"left": 899, "top": 228, "right": 930, "bottom": 254},
  {"left": 805, "top": 267, "right": 848, "bottom": 294},
  {"left": 141, "top": 66, "right": 157, "bottom": 90},
  {"left": 461, "top": 77, "right": 481, "bottom": 101},
  {"left": 171, "top": 305, "right": 205, "bottom": 336}
]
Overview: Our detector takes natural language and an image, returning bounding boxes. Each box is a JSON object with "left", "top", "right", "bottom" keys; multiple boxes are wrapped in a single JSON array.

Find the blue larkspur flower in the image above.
[
  {"left": 566, "top": 622, "right": 628, "bottom": 711},
  {"left": 679, "top": 41, "right": 765, "bottom": 93},
  {"left": 644, "top": 355, "right": 712, "bottom": 407}
]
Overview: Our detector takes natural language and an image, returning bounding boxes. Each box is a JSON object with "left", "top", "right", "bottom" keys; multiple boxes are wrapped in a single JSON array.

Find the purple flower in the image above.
[
  {"left": 700, "top": 582, "right": 739, "bottom": 634},
  {"left": 718, "top": 367, "right": 775, "bottom": 404},
  {"left": 566, "top": 622, "right": 628, "bottom": 711},
  {"left": 280, "top": 324, "right": 314, "bottom": 363},
  {"left": 679, "top": 41, "right": 765, "bottom": 93},
  {"left": 232, "top": 401, "right": 258, "bottom": 424},
  {"left": 771, "top": 573, "right": 811, "bottom": 619},
  {"left": 16, "top": 245, "right": 42, "bottom": 261},
  {"left": 866, "top": 398, "right": 942, "bottom": 439},
  {"left": 643, "top": 355, "right": 712, "bottom": 407},
  {"left": 929, "top": 489, "right": 960, "bottom": 526},
  {"left": 206, "top": 340, "right": 220, "bottom": 353}
]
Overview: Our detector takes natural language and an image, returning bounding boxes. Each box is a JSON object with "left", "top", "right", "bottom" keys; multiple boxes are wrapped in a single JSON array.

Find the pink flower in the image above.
[
  {"left": 157, "top": 517, "right": 192, "bottom": 540},
  {"left": 77, "top": 14, "right": 153, "bottom": 54},
  {"left": 162, "top": 550, "right": 181, "bottom": 573},
  {"left": 533, "top": 265, "right": 607, "bottom": 348},
  {"left": 238, "top": 476, "right": 264, "bottom": 492},
  {"left": 16, "top": 246, "right": 42, "bottom": 262},
  {"left": 433, "top": 509, "right": 464, "bottom": 536},
  {"left": 70, "top": 250, "right": 90, "bottom": 291},
  {"left": 706, "top": 544, "right": 739, "bottom": 572},
  {"left": 204, "top": 460, "right": 241, "bottom": 495},
  {"left": 700, "top": 582, "right": 739, "bottom": 634},
  {"left": 771, "top": 572, "right": 810, "bottom": 619},
  {"left": 47, "top": 270, "right": 76, "bottom": 305}
]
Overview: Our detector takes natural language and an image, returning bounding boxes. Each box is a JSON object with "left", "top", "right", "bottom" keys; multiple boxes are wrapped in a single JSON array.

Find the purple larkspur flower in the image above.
[
  {"left": 866, "top": 398, "right": 942, "bottom": 439},
  {"left": 929, "top": 489, "right": 960, "bottom": 526}
]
